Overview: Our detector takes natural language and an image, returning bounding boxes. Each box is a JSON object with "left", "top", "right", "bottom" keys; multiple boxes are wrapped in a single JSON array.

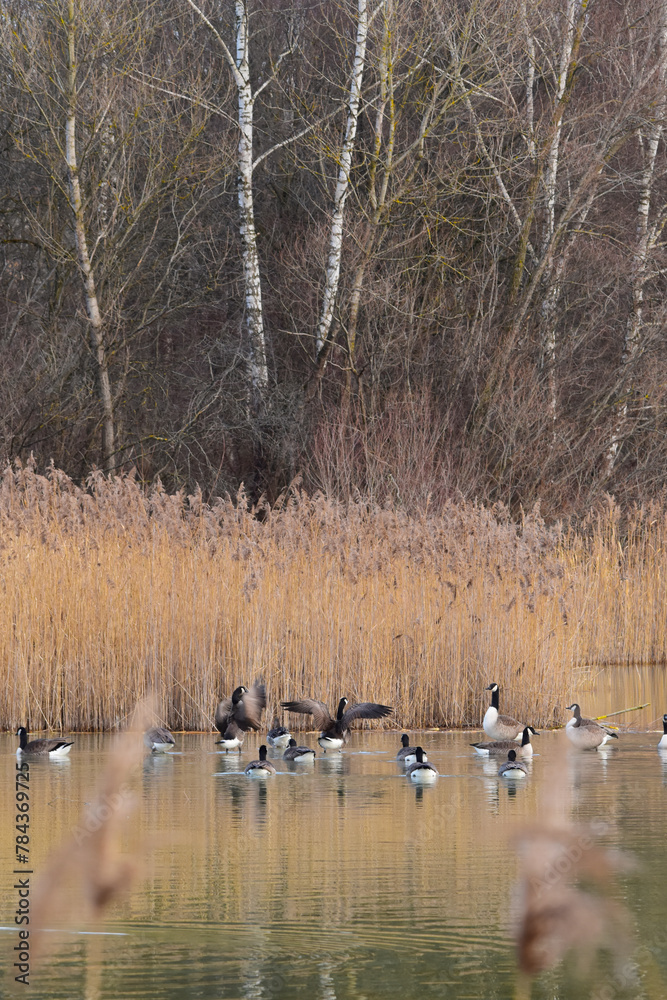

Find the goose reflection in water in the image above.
[
  {"left": 318, "top": 956, "right": 338, "bottom": 1000},
  {"left": 413, "top": 784, "right": 435, "bottom": 804},
  {"left": 319, "top": 752, "right": 350, "bottom": 775},
  {"left": 142, "top": 752, "right": 173, "bottom": 781},
  {"left": 252, "top": 780, "right": 268, "bottom": 826},
  {"left": 215, "top": 776, "right": 247, "bottom": 822}
]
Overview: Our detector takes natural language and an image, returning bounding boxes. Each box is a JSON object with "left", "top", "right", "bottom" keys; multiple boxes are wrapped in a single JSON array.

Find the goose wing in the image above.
[
  {"left": 28, "top": 738, "right": 73, "bottom": 753},
  {"left": 343, "top": 702, "right": 393, "bottom": 725},
  {"left": 214, "top": 697, "right": 233, "bottom": 735},
  {"left": 233, "top": 682, "right": 266, "bottom": 731},
  {"left": 147, "top": 727, "right": 175, "bottom": 744},
  {"left": 589, "top": 720, "right": 619, "bottom": 739},
  {"left": 579, "top": 714, "right": 618, "bottom": 737},
  {"left": 281, "top": 699, "right": 333, "bottom": 730},
  {"left": 497, "top": 712, "right": 523, "bottom": 728},
  {"left": 470, "top": 739, "right": 515, "bottom": 753}
]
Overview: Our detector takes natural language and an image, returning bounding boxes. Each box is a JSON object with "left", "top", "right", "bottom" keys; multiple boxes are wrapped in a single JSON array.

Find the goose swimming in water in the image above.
[
  {"left": 659, "top": 714, "right": 667, "bottom": 750},
  {"left": 498, "top": 749, "right": 528, "bottom": 778},
  {"left": 16, "top": 726, "right": 73, "bottom": 758},
  {"left": 281, "top": 696, "right": 392, "bottom": 751},
  {"left": 396, "top": 733, "right": 427, "bottom": 765},
  {"left": 143, "top": 727, "right": 176, "bottom": 752},
  {"left": 267, "top": 717, "right": 292, "bottom": 749},
  {"left": 244, "top": 745, "right": 277, "bottom": 777},
  {"left": 406, "top": 747, "right": 438, "bottom": 784},
  {"left": 471, "top": 726, "right": 538, "bottom": 757},
  {"left": 283, "top": 739, "right": 316, "bottom": 762}
]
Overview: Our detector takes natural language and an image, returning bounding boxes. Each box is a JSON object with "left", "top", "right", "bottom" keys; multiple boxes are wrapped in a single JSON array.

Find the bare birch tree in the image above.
[
  {"left": 314, "top": 0, "right": 372, "bottom": 364},
  {"left": 64, "top": 0, "right": 116, "bottom": 469},
  {"left": 2, "top": 0, "right": 667, "bottom": 507},
  {"left": 606, "top": 1, "right": 667, "bottom": 471},
  {"left": 182, "top": 0, "right": 269, "bottom": 399},
  {"left": 2, "top": 0, "right": 223, "bottom": 473},
  {"left": 538, "top": 0, "right": 589, "bottom": 439},
  {"left": 468, "top": 0, "right": 621, "bottom": 440},
  {"left": 4, "top": 0, "right": 117, "bottom": 468}
]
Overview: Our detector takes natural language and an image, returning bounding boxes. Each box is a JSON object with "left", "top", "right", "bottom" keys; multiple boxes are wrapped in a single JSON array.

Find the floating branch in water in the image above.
[{"left": 594, "top": 702, "right": 649, "bottom": 721}]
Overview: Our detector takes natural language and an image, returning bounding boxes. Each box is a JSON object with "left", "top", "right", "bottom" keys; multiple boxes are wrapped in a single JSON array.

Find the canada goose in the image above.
[
  {"left": 565, "top": 704, "right": 619, "bottom": 750},
  {"left": 244, "top": 745, "right": 276, "bottom": 777},
  {"left": 659, "top": 714, "right": 667, "bottom": 750},
  {"left": 16, "top": 726, "right": 73, "bottom": 758},
  {"left": 406, "top": 747, "right": 438, "bottom": 783},
  {"left": 267, "top": 717, "right": 292, "bottom": 749},
  {"left": 471, "top": 726, "right": 538, "bottom": 757},
  {"left": 396, "top": 733, "right": 428, "bottom": 765},
  {"left": 281, "top": 696, "right": 392, "bottom": 751},
  {"left": 483, "top": 682, "right": 525, "bottom": 741},
  {"left": 283, "top": 738, "right": 316, "bottom": 762},
  {"left": 498, "top": 749, "right": 528, "bottom": 778},
  {"left": 143, "top": 727, "right": 176, "bottom": 752},
  {"left": 215, "top": 682, "right": 266, "bottom": 751}
]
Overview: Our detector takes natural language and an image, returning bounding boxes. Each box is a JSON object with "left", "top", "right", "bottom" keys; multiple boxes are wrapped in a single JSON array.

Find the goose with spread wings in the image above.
[
  {"left": 215, "top": 682, "right": 266, "bottom": 751},
  {"left": 281, "top": 696, "right": 392, "bottom": 751}
]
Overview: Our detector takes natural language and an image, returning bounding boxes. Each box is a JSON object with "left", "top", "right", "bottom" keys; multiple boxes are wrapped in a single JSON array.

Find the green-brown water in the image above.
[{"left": 1, "top": 714, "right": 667, "bottom": 998}]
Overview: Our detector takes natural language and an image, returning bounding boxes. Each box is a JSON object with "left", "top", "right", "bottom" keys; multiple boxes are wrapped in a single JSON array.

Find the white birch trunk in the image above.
[
  {"left": 522, "top": 0, "right": 536, "bottom": 161},
  {"left": 235, "top": 0, "right": 268, "bottom": 394},
  {"left": 606, "top": 3, "right": 667, "bottom": 471},
  {"left": 65, "top": 0, "right": 116, "bottom": 471},
  {"left": 183, "top": 0, "right": 268, "bottom": 396},
  {"left": 346, "top": 1, "right": 393, "bottom": 380},
  {"left": 539, "top": 0, "right": 586, "bottom": 435},
  {"left": 315, "top": 0, "right": 370, "bottom": 360},
  {"left": 542, "top": 0, "right": 582, "bottom": 254}
]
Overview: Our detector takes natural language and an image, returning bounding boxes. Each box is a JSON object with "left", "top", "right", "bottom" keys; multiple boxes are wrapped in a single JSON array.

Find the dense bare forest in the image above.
[{"left": 2, "top": 0, "right": 667, "bottom": 514}]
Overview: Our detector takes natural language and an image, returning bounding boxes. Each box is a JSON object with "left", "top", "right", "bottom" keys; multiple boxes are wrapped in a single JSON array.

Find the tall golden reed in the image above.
[{"left": 0, "top": 463, "right": 666, "bottom": 732}]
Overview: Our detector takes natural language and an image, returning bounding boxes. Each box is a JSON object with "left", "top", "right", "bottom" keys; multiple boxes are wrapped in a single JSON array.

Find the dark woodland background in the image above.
[{"left": 2, "top": 0, "right": 667, "bottom": 516}]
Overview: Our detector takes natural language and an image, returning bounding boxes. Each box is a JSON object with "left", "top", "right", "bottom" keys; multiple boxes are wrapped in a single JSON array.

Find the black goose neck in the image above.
[
  {"left": 401, "top": 734, "right": 409, "bottom": 747},
  {"left": 18, "top": 727, "right": 27, "bottom": 750},
  {"left": 258, "top": 745, "right": 267, "bottom": 761},
  {"left": 663, "top": 716, "right": 667, "bottom": 734},
  {"left": 336, "top": 698, "right": 347, "bottom": 721},
  {"left": 490, "top": 688, "right": 499, "bottom": 710}
]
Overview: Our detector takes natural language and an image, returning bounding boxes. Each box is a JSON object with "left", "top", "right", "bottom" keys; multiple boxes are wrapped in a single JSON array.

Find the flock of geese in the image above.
[{"left": 15, "top": 681, "right": 667, "bottom": 782}]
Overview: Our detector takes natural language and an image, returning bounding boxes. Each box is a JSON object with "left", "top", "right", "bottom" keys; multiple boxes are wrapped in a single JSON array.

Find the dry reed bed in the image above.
[{"left": 0, "top": 464, "right": 666, "bottom": 731}]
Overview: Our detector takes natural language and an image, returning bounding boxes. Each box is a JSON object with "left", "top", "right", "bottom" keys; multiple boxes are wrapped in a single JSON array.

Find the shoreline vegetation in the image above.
[{"left": 1, "top": 464, "right": 666, "bottom": 733}]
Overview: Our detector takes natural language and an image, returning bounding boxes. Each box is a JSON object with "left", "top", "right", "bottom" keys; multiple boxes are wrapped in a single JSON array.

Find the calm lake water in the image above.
[{"left": 1, "top": 708, "right": 667, "bottom": 998}]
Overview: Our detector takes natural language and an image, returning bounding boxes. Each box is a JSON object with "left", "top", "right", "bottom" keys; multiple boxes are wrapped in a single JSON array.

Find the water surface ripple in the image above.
[{"left": 1, "top": 729, "right": 666, "bottom": 999}]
